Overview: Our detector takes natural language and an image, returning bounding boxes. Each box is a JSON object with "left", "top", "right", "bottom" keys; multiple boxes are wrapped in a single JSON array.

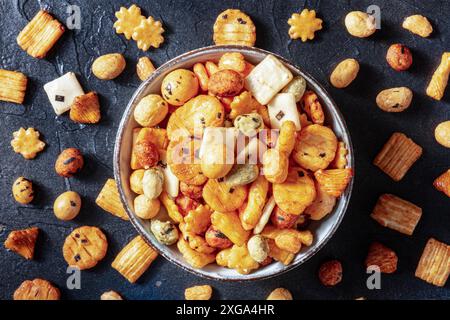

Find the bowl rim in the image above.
[{"left": 114, "top": 45, "right": 354, "bottom": 282}]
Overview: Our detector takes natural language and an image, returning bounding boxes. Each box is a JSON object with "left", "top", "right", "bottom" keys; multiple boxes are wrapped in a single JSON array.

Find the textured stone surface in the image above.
[{"left": 0, "top": 0, "right": 449, "bottom": 300}]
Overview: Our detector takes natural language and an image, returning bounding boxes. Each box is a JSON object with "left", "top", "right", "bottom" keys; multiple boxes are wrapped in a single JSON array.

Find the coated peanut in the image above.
[
  {"left": 92, "top": 53, "right": 126, "bottom": 80},
  {"left": 435, "top": 121, "right": 450, "bottom": 148},
  {"left": 376, "top": 87, "right": 413, "bottom": 112},
  {"left": 402, "top": 15, "right": 433, "bottom": 38},
  {"left": 330, "top": 58, "right": 359, "bottom": 88},
  {"left": 344, "top": 11, "right": 376, "bottom": 38}
]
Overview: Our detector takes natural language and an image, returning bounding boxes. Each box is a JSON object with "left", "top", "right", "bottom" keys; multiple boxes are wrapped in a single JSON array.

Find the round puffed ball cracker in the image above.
[
  {"left": 63, "top": 226, "right": 108, "bottom": 270},
  {"left": 213, "top": 9, "right": 256, "bottom": 47}
]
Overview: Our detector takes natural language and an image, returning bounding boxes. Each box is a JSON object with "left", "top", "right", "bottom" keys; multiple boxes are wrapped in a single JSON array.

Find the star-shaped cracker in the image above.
[
  {"left": 132, "top": 16, "right": 164, "bottom": 51},
  {"left": 113, "top": 4, "right": 145, "bottom": 40},
  {"left": 11, "top": 127, "right": 46, "bottom": 159},
  {"left": 288, "top": 9, "right": 323, "bottom": 42}
]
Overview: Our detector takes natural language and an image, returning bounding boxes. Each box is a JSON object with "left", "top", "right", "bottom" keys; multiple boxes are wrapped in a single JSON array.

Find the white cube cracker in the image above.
[
  {"left": 44, "top": 72, "right": 84, "bottom": 115},
  {"left": 245, "top": 55, "right": 293, "bottom": 105},
  {"left": 268, "top": 93, "right": 301, "bottom": 130}
]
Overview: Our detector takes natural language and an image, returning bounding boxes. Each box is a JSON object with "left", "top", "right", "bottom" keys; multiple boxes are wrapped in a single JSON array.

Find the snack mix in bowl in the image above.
[{"left": 125, "top": 51, "right": 353, "bottom": 276}]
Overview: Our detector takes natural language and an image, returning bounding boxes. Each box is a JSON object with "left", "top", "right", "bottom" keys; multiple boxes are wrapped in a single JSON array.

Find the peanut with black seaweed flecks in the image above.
[
  {"left": 53, "top": 191, "right": 81, "bottom": 221},
  {"left": 12, "top": 177, "right": 34, "bottom": 204},
  {"left": 151, "top": 220, "right": 179, "bottom": 245},
  {"left": 55, "top": 148, "right": 84, "bottom": 177},
  {"left": 376, "top": 87, "right": 413, "bottom": 112},
  {"left": 161, "top": 69, "right": 199, "bottom": 106}
]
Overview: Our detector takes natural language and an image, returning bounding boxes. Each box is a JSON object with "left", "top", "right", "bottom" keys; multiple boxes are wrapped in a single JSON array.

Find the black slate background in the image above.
[{"left": 0, "top": 0, "right": 449, "bottom": 300}]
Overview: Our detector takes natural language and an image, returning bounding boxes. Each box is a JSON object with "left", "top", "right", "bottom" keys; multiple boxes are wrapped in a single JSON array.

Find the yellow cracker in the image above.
[
  {"left": 203, "top": 179, "right": 248, "bottom": 213},
  {"left": 415, "top": 238, "right": 450, "bottom": 287},
  {"left": 96, "top": 179, "right": 129, "bottom": 220},
  {"left": 213, "top": 9, "right": 256, "bottom": 46},
  {"left": 178, "top": 238, "right": 215, "bottom": 269},
  {"left": 137, "top": 127, "right": 169, "bottom": 152},
  {"left": 218, "top": 52, "right": 246, "bottom": 73},
  {"left": 63, "top": 226, "right": 108, "bottom": 270},
  {"left": 426, "top": 52, "right": 450, "bottom": 101},
  {"left": 239, "top": 175, "right": 269, "bottom": 230},
  {"left": 267, "top": 239, "right": 295, "bottom": 265},
  {"left": 229, "top": 91, "right": 265, "bottom": 120},
  {"left": 330, "top": 141, "right": 348, "bottom": 169},
  {"left": 11, "top": 127, "right": 46, "bottom": 160},
  {"left": 273, "top": 167, "right": 316, "bottom": 215},
  {"left": 185, "top": 285, "right": 213, "bottom": 300},
  {"left": 211, "top": 211, "right": 250, "bottom": 246},
  {"left": 288, "top": 9, "right": 322, "bottom": 42},
  {"left": 215, "top": 244, "right": 259, "bottom": 274},
  {"left": 314, "top": 168, "right": 353, "bottom": 198},
  {"left": 160, "top": 191, "right": 184, "bottom": 224},
  {"left": 131, "top": 128, "right": 142, "bottom": 170},
  {"left": 4, "top": 227, "right": 39, "bottom": 260},
  {"left": 13, "top": 279, "right": 60, "bottom": 300},
  {"left": 166, "top": 137, "right": 207, "bottom": 186},
  {"left": 112, "top": 235, "right": 158, "bottom": 283},
  {"left": 184, "top": 204, "right": 212, "bottom": 235},
  {"left": 17, "top": 10, "right": 65, "bottom": 59},
  {"left": 434, "top": 169, "right": 450, "bottom": 198},
  {"left": 70, "top": 92, "right": 101, "bottom": 124},
  {"left": 179, "top": 223, "right": 215, "bottom": 254},
  {"left": 0, "top": 69, "right": 28, "bottom": 104},
  {"left": 132, "top": 127, "right": 169, "bottom": 169},
  {"left": 113, "top": 5, "right": 145, "bottom": 40},
  {"left": 137, "top": 57, "right": 156, "bottom": 81},
  {"left": 132, "top": 16, "right": 164, "bottom": 51},
  {"left": 371, "top": 194, "right": 422, "bottom": 236},
  {"left": 373, "top": 132, "right": 422, "bottom": 181}
]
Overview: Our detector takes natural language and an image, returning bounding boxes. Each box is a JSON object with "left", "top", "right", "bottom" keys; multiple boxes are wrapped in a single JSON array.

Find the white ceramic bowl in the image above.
[{"left": 114, "top": 45, "right": 354, "bottom": 281}]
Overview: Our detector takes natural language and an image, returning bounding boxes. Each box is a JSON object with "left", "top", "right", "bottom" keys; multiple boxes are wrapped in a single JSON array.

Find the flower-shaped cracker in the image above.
[
  {"left": 113, "top": 4, "right": 145, "bottom": 40},
  {"left": 132, "top": 16, "right": 165, "bottom": 51},
  {"left": 11, "top": 128, "right": 46, "bottom": 159},
  {"left": 229, "top": 91, "right": 264, "bottom": 120},
  {"left": 288, "top": 9, "right": 323, "bottom": 42}
]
